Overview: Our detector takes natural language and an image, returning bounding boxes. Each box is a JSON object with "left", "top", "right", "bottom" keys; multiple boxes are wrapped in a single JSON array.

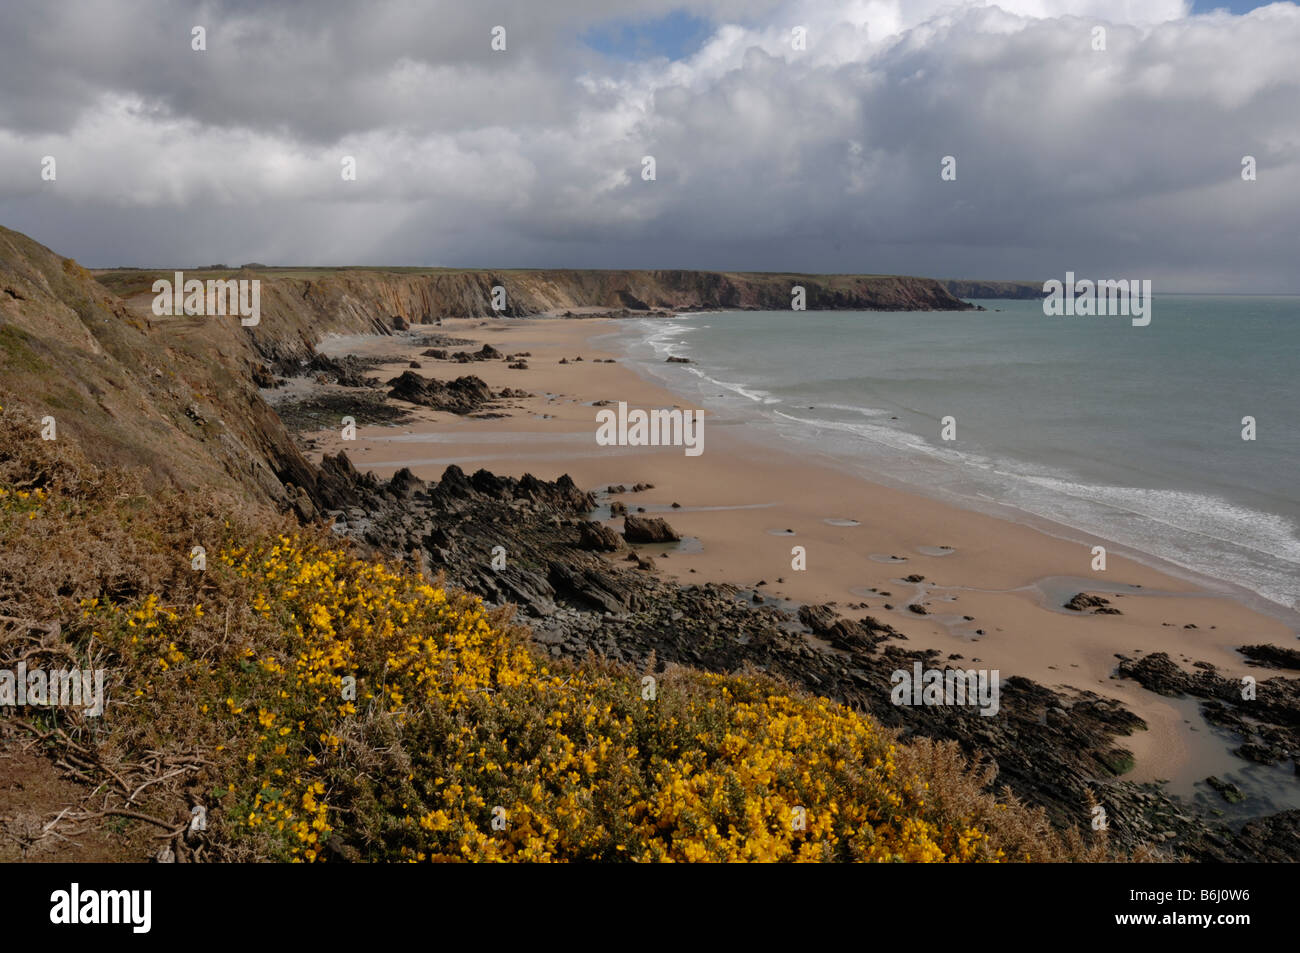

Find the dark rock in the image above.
[
  {"left": 388, "top": 467, "right": 426, "bottom": 500},
  {"left": 251, "top": 363, "right": 279, "bottom": 388},
  {"left": 1064, "top": 592, "right": 1122, "bottom": 614},
  {"left": 797, "top": 603, "right": 898, "bottom": 654},
  {"left": 1237, "top": 743, "right": 1276, "bottom": 764},
  {"left": 1118, "top": 651, "right": 1300, "bottom": 770},
  {"left": 1240, "top": 644, "right": 1300, "bottom": 670},
  {"left": 1206, "top": 776, "right": 1246, "bottom": 803},
  {"left": 547, "top": 561, "right": 636, "bottom": 615},
  {"left": 577, "top": 521, "right": 622, "bottom": 552},
  {"left": 310, "top": 445, "right": 1297, "bottom": 862},
  {"left": 386, "top": 371, "right": 495, "bottom": 414},
  {"left": 623, "top": 515, "right": 680, "bottom": 543},
  {"left": 275, "top": 352, "right": 379, "bottom": 388}
]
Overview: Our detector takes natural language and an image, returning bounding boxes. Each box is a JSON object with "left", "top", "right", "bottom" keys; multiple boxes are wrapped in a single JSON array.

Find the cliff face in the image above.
[
  {"left": 96, "top": 266, "right": 973, "bottom": 349},
  {"left": 3, "top": 223, "right": 973, "bottom": 509},
  {"left": 0, "top": 227, "right": 312, "bottom": 509},
  {"left": 942, "top": 279, "right": 1046, "bottom": 300}
]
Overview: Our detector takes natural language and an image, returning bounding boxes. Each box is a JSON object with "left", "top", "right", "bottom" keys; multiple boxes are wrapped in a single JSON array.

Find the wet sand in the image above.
[{"left": 302, "top": 315, "right": 1297, "bottom": 784}]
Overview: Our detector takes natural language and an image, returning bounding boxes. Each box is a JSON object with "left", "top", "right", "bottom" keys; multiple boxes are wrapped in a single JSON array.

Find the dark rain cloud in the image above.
[{"left": 0, "top": 0, "right": 1296, "bottom": 291}]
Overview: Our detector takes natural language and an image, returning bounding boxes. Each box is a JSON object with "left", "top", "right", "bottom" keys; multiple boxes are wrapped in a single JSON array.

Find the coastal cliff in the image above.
[
  {"left": 4, "top": 223, "right": 1299, "bottom": 862},
  {"left": 95, "top": 266, "right": 975, "bottom": 345},
  {"left": 1, "top": 226, "right": 974, "bottom": 504},
  {"left": 943, "top": 279, "right": 1046, "bottom": 299}
]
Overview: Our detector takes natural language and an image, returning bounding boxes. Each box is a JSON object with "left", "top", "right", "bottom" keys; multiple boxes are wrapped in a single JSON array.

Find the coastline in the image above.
[{"left": 297, "top": 315, "right": 1298, "bottom": 791}]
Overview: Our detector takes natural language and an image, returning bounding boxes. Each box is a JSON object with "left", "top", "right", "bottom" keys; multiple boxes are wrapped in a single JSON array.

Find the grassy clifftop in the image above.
[{"left": 96, "top": 266, "right": 973, "bottom": 325}]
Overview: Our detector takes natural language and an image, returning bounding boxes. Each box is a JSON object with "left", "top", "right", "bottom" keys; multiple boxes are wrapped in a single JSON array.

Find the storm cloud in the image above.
[{"left": 0, "top": 0, "right": 1296, "bottom": 291}]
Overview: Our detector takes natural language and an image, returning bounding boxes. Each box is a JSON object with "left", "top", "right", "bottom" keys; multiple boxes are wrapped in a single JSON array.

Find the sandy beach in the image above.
[{"left": 301, "top": 315, "right": 1298, "bottom": 785}]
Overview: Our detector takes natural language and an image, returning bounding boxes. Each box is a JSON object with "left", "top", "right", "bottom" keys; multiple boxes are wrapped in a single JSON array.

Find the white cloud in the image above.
[{"left": 0, "top": 0, "right": 1296, "bottom": 290}]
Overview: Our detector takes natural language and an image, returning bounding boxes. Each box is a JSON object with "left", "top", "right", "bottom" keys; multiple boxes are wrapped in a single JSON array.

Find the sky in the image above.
[{"left": 0, "top": 0, "right": 1297, "bottom": 291}]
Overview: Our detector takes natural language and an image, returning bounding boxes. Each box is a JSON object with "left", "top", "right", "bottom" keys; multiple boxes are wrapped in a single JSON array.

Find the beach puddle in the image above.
[
  {"left": 916, "top": 545, "right": 956, "bottom": 557},
  {"left": 1025, "top": 575, "right": 1215, "bottom": 616},
  {"left": 766, "top": 528, "right": 797, "bottom": 536},
  {"left": 627, "top": 536, "right": 704, "bottom": 556},
  {"left": 869, "top": 554, "right": 908, "bottom": 563},
  {"left": 823, "top": 518, "right": 860, "bottom": 527},
  {"left": 1145, "top": 694, "right": 1300, "bottom": 822},
  {"left": 725, "top": 588, "right": 800, "bottom": 613},
  {"left": 619, "top": 501, "right": 776, "bottom": 514},
  {"left": 920, "top": 612, "right": 980, "bottom": 637}
]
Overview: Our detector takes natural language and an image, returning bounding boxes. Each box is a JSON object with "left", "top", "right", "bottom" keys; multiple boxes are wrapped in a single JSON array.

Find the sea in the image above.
[{"left": 612, "top": 296, "right": 1300, "bottom": 622}]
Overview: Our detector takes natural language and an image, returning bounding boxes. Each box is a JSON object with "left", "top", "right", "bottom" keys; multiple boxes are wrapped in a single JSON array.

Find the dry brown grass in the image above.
[{"left": 0, "top": 391, "right": 1138, "bottom": 862}]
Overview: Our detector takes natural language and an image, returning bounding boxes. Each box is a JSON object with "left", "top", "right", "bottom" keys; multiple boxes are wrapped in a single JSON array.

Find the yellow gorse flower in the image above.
[{"left": 70, "top": 529, "right": 1003, "bottom": 864}]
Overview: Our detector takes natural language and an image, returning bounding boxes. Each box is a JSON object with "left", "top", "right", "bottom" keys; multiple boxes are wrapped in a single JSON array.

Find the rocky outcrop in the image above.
[
  {"left": 577, "top": 521, "right": 622, "bottom": 551},
  {"left": 1064, "top": 592, "right": 1121, "bottom": 614},
  {"left": 1203, "top": 810, "right": 1300, "bottom": 862},
  {"left": 304, "top": 456, "right": 1282, "bottom": 861},
  {"left": 385, "top": 371, "right": 495, "bottom": 414},
  {"left": 274, "top": 352, "right": 380, "bottom": 388},
  {"left": 798, "top": 604, "right": 894, "bottom": 653},
  {"left": 1117, "top": 652, "right": 1300, "bottom": 768},
  {"left": 449, "top": 344, "right": 504, "bottom": 363},
  {"left": 623, "top": 515, "right": 680, "bottom": 543},
  {"left": 1239, "top": 643, "right": 1300, "bottom": 670}
]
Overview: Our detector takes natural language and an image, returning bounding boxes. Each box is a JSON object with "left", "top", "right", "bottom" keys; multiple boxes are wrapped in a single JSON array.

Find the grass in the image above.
[
  {"left": 0, "top": 395, "right": 1122, "bottom": 862},
  {"left": 0, "top": 324, "right": 49, "bottom": 374}
]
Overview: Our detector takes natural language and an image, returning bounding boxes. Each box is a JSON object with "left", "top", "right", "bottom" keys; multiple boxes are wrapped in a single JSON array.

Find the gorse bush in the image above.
[
  {"left": 80, "top": 534, "right": 999, "bottom": 861},
  {"left": 0, "top": 399, "right": 1115, "bottom": 862}
]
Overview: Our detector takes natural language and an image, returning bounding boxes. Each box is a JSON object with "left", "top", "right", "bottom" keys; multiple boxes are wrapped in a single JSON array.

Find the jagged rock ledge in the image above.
[{"left": 303, "top": 451, "right": 1299, "bottom": 860}]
